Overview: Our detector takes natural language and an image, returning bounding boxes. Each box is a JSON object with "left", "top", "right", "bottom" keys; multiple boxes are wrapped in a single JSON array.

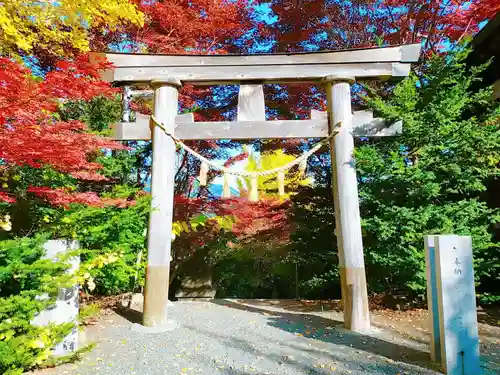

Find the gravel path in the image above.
[{"left": 33, "top": 300, "right": 492, "bottom": 375}]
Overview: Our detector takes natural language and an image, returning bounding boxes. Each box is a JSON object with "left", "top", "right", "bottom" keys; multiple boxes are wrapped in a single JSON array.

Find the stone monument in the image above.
[
  {"left": 425, "top": 235, "right": 481, "bottom": 375},
  {"left": 31, "top": 240, "right": 80, "bottom": 355}
]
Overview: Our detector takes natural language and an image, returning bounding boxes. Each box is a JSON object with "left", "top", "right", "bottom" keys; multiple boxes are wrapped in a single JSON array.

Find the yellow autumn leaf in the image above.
[
  {"left": 181, "top": 221, "right": 190, "bottom": 233},
  {"left": 243, "top": 148, "right": 311, "bottom": 199},
  {"left": 0, "top": 0, "right": 144, "bottom": 56}
]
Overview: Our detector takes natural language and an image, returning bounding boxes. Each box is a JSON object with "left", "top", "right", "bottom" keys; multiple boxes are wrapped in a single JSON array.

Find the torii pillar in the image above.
[
  {"left": 143, "top": 78, "right": 181, "bottom": 327},
  {"left": 324, "top": 75, "right": 370, "bottom": 332}
]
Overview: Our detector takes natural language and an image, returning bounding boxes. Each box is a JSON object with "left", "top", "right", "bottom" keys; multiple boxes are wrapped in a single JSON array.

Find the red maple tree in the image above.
[
  {"left": 4, "top": 0, "right": 495, "bottom": 229},
  {"left": 170, "top": 194, "right": 291, "bottom": 282},
  {"left": 0, "top": 55, "right": 124, "bottom": 205},
  {"left": 265, "top": 0, "right": 499, "bottom": 53}
]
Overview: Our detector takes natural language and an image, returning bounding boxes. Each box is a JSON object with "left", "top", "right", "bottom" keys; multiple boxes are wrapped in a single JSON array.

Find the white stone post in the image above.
[
  {"left": 427, "top": 235, "right": 481, "bottom": 375},
  {"left": 143, "top": 78, "right": 181, "bottom": 328},
  {"left": 323, "top": 75, "right": 370, "bottom": 332},
  {"left": 31, "top": 240, "right": 80, "bottom": 355},
  {"left": 425, "top": 235, "right": 441, "bottom": 363}
]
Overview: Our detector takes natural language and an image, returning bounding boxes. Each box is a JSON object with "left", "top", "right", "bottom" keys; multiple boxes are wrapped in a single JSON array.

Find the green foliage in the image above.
[
  {"left": 0, "top": 236, "right": 73, "bottom": 375},
  {"left": 53, "top": 188, "right": 150, "bottom": 295},
  {"left": 59, "top": 96, "right": 122, "bottom": 135},
  {"left": 288, "top": 185, "right": 341, "bottom": 299},
  {"left": 213, "top": 246, "right": 296, "bottom": 299},
  {"left": 356, "top": 48, "right": 500, "bottom": 300},
  {"left": 78, "top": 304, "right": 100, "bottom": 325}
]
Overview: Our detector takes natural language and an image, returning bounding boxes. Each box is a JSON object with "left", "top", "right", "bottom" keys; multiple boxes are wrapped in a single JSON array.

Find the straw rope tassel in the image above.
[
  {"left": 277, "top": 171, "right": 285, "bottom": 197},
  {"left": 249, "top": 176, "right": 259, "bottom": 202},
  {"left": 223, "top": 173, "right": 231, "bottom": 198},
  {"left": 199, "top": 162, "right": 209, "bottom": 186}
]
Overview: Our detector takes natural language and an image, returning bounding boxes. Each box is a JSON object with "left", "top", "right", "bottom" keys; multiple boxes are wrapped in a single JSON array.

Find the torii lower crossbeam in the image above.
[{"left": 112, "top": 111, "right": 402, "bottom": 140}]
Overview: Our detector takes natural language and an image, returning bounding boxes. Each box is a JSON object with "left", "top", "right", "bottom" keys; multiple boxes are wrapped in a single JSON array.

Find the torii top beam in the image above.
[{"left": 91, "top": 44, "right": 421, "bottom": 85}]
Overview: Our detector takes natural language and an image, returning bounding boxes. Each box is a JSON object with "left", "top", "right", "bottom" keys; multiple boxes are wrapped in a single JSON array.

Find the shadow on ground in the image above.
[
  {"left": 191, "top": 321, "right": 435, "bottom": 375},
  {"left": 212, "top": 299, "right": 441, "bottom": 372},
  {"left": 114, "top": 305, "right": 143, "bottom": 324},
  {"left": 232, "top": 299, "right": 344, "bottom": 313}
]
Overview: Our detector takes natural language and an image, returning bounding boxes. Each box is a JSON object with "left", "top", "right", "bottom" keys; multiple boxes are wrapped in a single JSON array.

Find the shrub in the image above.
[{"left": 0, "top": 236, "right": 73, "bottom": 375}]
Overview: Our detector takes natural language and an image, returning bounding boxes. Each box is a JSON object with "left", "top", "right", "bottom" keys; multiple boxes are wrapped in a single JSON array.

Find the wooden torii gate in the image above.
[{"left": 93, "top": 44, "right": 421, "bottom": 333}]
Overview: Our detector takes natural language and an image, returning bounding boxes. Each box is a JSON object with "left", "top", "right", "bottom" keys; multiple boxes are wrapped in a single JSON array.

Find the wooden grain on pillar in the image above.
[
  {"left": 143, "top": 78, "right": 181, "bottom": 328},
  {"left": 324, "top": 75, "right": 370, "bottom": 332}
]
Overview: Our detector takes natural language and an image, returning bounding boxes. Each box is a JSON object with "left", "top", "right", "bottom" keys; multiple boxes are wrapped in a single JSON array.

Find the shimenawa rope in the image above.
[{"left": 150, "top": 115, "right": 341, "bottom": 199}]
